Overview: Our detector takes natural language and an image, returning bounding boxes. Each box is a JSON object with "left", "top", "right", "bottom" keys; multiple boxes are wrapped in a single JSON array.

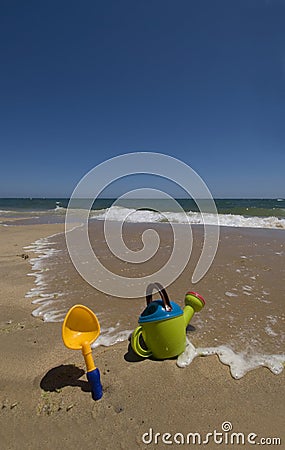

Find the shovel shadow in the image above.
[{"left": 40, "top": 364, "right": 90, "bottom": 393}]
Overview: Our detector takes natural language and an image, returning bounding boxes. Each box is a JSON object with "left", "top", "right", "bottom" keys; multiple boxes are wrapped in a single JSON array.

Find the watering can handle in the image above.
[{"left": 146, "top": 282, "right": 172, "bottom": 311}]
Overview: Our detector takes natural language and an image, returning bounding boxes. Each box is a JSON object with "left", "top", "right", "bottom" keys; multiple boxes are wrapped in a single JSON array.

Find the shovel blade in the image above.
[{"left": 62, "top": 304, "right": 100, "bottom": 350}]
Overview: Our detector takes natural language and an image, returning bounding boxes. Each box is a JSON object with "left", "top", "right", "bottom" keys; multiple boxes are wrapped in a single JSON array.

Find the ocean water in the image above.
[
  {"left": 1, "top": 198, "right": 285, "bottom": 378},
  {"left": 0, "top": 197, "right": 285, "bottom": 229}
]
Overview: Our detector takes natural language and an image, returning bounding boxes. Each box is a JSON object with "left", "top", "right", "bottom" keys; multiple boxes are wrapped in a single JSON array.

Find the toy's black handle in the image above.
[{"left": 146, "top": 282, "right": 172, "bottom": 311}]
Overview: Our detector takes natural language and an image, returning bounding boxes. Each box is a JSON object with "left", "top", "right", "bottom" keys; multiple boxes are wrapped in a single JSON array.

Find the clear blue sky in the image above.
[{"left": 0, "top": 0, "right": 284, "bottom": 198}]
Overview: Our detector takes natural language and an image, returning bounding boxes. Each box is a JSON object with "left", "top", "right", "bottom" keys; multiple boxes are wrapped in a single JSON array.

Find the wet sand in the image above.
[
  {"left": 0, "top": 222, "right": 284, "bottom": 449},
  {"left": 28, "top": 221, "right": 285, "bottom": 356}
]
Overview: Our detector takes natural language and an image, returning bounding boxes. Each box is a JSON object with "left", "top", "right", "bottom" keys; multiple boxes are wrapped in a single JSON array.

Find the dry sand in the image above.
[{"left": 0, "top": 222, "right": 284, "bottom": 450}]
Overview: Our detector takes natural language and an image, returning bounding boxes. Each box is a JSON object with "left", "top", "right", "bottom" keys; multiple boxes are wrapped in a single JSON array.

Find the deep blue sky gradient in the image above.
[{"left": 1, "top": 0, "right": 284, "bottom": 197}]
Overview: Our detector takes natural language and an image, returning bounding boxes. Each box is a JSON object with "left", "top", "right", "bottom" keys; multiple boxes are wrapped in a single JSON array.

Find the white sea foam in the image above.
[
  {"left": 0, "top": 209, "right": 13, "bottom": 214},
  {"left": 92, "top": 207, "right": 162, "bottom": 223},
  {"left": 177, "top": 338, "right": 285, "bottom": 379},
  {"left": 54, "top": 205, "right": 67, "bottom": 212},
  {"left": 32, "top": 304, "right": 67, "bottom": 322},
  {"left": 264, "top": 316, "right": 282, "bottom": 339},
  {"left": 242, "top": 285, "right": 253, "bottom": 292},
  {"left": 92, "top": 327, "right": 132, "bottom": 348},
  {"left": 24, "top": 232, "right": 65, "bottom": 321},
  {"left": 266, "top": 315, "right": 278, "bottom": 325},
  {"left": 265, "top": 326, "right": 278, "bottom": 337},
  {"left": 89, "top": 206, "right": 285, "bottom": 230},
  {"left": 225, "top": 291, "right": 238, "bottom": 297}
]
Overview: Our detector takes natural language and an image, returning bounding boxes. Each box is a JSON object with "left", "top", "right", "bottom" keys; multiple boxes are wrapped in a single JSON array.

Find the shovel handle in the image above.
[
  {"left": 81, "top": 343, "right": 103, "bottom": 400},
  {"left": 87, "top": 368, "right": 103, "bottom": 401}
]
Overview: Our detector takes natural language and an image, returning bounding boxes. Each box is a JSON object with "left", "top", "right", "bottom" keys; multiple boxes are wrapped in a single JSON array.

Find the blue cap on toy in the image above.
[{"left": 139, "top": 300, "right": 183, "bottom": 324}]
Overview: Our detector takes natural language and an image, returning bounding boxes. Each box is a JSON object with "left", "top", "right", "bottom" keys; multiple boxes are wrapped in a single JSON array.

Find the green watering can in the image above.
[{"left": 131, "top": 282, "right": 205, "bottom": 359}]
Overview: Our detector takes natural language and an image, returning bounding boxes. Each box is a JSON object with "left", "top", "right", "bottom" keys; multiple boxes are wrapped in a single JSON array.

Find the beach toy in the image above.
[
  {"left": 131, "top": 282, "right": 205, "bottom": 359},
  {"left": 62, "top": 305, "right": 103, "bottom": 400}
]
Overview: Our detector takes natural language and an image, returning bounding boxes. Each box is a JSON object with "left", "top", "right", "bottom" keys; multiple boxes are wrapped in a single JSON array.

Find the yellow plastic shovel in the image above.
[{"left": 62, "top": 304, "right": 103, "bottom": 400}]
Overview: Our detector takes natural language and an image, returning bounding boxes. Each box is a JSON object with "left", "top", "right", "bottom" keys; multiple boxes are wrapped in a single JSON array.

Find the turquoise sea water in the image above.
[
  {"left": 0, "top": 197, "right": 285, "bottom": 215},
  {"left": 0, "top": 198, "right": 285, "bottom": 229}
]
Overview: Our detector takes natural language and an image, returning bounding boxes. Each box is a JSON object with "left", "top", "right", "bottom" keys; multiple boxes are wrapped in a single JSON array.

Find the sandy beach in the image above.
[
  {"left": 0, "top": 221, "right": 284, "bottom": 450},
  {"left": 1, "top": 0, "right": 285, "bottom": 448}
]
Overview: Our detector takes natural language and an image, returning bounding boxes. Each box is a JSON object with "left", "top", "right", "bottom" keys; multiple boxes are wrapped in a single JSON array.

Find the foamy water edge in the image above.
[
  {"left": 24, "top": 232, "right": 67, "bottom": 322},
  {"left": 21, "top": 220, "right": 285, "bottom": 379},
  {"left": 177, "top": 338, "right": 285, "bottom": 379}
]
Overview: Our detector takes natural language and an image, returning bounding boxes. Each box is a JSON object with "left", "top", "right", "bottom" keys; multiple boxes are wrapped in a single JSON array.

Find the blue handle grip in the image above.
[{"left": 87, "top": 368, "right": 103, "bottom": 400}]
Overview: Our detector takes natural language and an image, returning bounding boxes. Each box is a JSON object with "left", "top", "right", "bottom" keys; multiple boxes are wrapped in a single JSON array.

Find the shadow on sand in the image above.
[{"left": 40, "top": 364, "right": 90, "bottom": 393}]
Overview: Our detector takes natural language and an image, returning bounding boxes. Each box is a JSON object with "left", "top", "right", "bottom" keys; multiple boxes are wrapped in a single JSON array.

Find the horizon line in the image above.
[{"left": 0, "top": 196, "right": 283, "bottom": 200}]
